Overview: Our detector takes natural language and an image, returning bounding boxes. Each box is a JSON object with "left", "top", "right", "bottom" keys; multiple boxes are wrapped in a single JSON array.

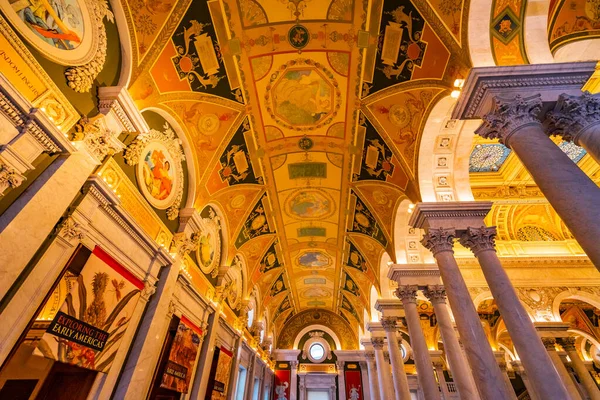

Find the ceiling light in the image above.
[
  {"left": 451, "top": 90, "right": 461, "bottom": 99},
  {"left": 453, "top": 79, "right": 464, "bottom": 88},
  {"left": 408, "top": 204, "right": 415, "bottom": 209}
]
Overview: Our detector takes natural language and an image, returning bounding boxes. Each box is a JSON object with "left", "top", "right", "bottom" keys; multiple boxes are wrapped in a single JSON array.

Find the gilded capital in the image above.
[
  {"left": 421, "top": 228, "right": 456, "bottom": 256},
  {"left": 423, "top": 285, "right": 447, "bottom": 304},
  {"left": 546, "top": 92, "right": 600, "bottom": 142},
  {"left": 557, "top": 337, "right": 577, "bottom": 352},
  {"left": 395, "top": 285, "right": 418, "bottom": 304},
  {"left": 381, "top": 316, "right": 399, "bottom": 332},
  {"left": 371, "top": 337, "right": 385, "bottom": 349},
  {"left": 475, "top": 94, "right": 543, "bottom": 146},
  {"left": 459, "top": 226, "right": 497, "bottom": 256}
]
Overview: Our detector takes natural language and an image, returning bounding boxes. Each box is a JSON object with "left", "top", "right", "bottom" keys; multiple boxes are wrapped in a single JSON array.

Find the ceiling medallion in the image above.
[
  {"left": 288, "top": 24, "right": 310, "bottom": 50},
  {"left": 264, "top": 58, "right": 341, "bottom": 132},
  {"left": 285, "top": 188, "right": 336, "bottom": 220},
  {"left": 298, "top": 136, "right": 314, "bottom": 150}
]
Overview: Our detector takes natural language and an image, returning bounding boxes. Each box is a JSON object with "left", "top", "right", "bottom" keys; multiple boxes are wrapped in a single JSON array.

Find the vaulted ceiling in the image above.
[{"left": 123, "top": 0, "right": 471, "bottom": 330}]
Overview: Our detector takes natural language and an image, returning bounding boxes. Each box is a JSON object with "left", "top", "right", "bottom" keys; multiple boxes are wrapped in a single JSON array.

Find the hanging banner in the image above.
[
  {"left": 273, "top": 367, "right": 291, "bottom": 400},
  {"left": 211, "top": 346, "right": 233, "bottom": 399},
  {"left": 345, "top": 369, "right": 364, "bottom": 400},
  {"left": 160, "top": 316, "right": 203, "bottom": 393},
  {"left": 37, "top": 247, "right": 143, "bottom": 373}
]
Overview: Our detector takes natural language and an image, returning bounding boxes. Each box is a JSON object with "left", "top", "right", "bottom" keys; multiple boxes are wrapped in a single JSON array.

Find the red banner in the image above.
[
  {"left": 345, "top": 370, "right": 363, "bottom": 400},
  {"left": 160, "top": 316, "right": 203, "bottom": 393},
  {"left": 273, "top": 368, "right": 291, "bottom": 400}
]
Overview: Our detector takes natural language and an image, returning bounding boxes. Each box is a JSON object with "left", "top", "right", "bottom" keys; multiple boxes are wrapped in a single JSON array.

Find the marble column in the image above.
[
  {"left": 559, "top": 337, "right": 600, "bottom": 400},
  {"left": 493, "top": 351, "right": 517, "bottom": 400},
  {"left": 459, "top": 226, "right": 569, "bottom": 400},
  {"left": 541, "top": 338, "right": 582, "bottom": 400},
  {"left": 546, "top": 92, "right": 600, "bottom": 164},
  {"left": 476, "top": 94, "right": 600, "bottom": 269},
  {"left": 372, "top": 338, "right": 394, "bottom": 400},
  {"left": 290, "top": 360, "right": 299, "bottom": 400},
  {"left": 511, "top": 360, "right": 540, "bottom": 400},
  {"left": 421, "top": 228, "right": 511, "bottom": 399},
  {"left": 433, "top": 361, "right": 451, "bottom": 400},
  {"left": 298, "top": 374, "right": 306, "bottom": 400},
  {"left": 380, "top": 317, "right": 411, "bottom": 400},
  {"left": 359, "top": 360, "right": 372, "bottom": 400},
  {"left": 337, "top": 360, "right": 347, "bottom": 400},
  {"left": 365, "top": 352, "right": 381, "bottom": 400},
  {"left": 423, "top": 285, "right": 479, "bottom": 400},
  {"left": 396, "top": 286, "right": 440, "bottom": 400},
  {"left": 244, "top": 353, "right": 257, "bottom": 400},
  {"left": 227, "top": 333, "right": 243, "bottom": 400}
]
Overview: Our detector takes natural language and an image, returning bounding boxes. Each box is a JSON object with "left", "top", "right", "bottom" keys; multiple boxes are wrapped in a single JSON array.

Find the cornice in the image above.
[
  {"left": 456, "top": 256, "right": 593, "bottom": 268},
  {"left": 409, "top": 201, "right": 493, "bottom": 230},
  {"left": 452, "top": 62, "right": 597, "bottom": 120}
]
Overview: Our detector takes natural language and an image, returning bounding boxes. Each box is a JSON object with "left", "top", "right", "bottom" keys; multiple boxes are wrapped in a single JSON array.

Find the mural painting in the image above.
[
  {"left": 548, "top": 0, "right": 600, "bottom": 53},
  {"left": 349, "top": 191, "right": 388, "bottom": 248},
  {"left": 160, "top": 317, "right": 203, "bottom": 393},
  {"left": 218, "top": 119, "right": 263, "bottom": 188},
  {"left": 297, "top": 251, "right": 331, "bottom": 268},
  {"left": 139, "top": 142, "right": 177, "bottom": 206},
  {"left": 490, "top": 0, "right": 529, "bottom": 65},
  {"left": 345, "top": 240, "right": 368, "bottom": 272},
  {"left": 259, "top": 240, "right": 282, "bottom": 273},
  {"left": 342, "top": 272, "right": 361, "bottom": 297},
  {"left": 285, "top": 189, "right": 335, "bottom": 220},
  {"left": 235, "top": 193, "right": 274, "bottom": 248},
  {"left": 270, "top": 273, "right": 287, "bottom": 297}
]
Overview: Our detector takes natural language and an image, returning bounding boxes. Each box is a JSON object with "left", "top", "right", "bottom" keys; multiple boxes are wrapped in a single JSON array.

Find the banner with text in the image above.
[
  {"left": 37, "top": 247, "right": 143, "bottom": 373},
  {"left": 210, "top": 346, "right": 233, "bottom": 399},
  {"left": 160, "top": 316, "right": 203, "bottom": 393}
]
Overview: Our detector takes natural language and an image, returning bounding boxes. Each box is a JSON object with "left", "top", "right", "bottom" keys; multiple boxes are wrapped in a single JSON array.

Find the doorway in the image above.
[{"left": 307, "top": 390, "right": 330, "bottom": 400}]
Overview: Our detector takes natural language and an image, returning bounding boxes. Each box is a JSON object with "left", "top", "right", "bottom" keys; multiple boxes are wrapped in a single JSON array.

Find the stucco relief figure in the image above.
[
  {"left": 275, "top": 381, "right": 289, "bottom": 400},
  {"left": 349, "top": 385, "right": 360, "bottom": 400}
]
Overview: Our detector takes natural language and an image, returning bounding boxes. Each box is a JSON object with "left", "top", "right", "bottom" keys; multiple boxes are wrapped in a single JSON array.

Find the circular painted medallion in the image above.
[
  {"left": 197, "top": 221, "right": 221, "bottom": 275},
  {"left": 198, "top": 114, "right": 220, "bottom": 135},
  {"left": 1, "top": 0, "right": 99, "bottom": 66},
  {"left": 388, "top": 104, "right": 410, "bottom": 128},
  {"left": 137, "top": 141, "right": 180, "bottom": 209},
  {"left": 285, "top": 189, "right": 335, "bottom": 220},
  {"left": 288, "top": 24, "right": 310, "bottom": 50},
  {"left": 298, "top": 137, "right": 314, "bottom": 151}
]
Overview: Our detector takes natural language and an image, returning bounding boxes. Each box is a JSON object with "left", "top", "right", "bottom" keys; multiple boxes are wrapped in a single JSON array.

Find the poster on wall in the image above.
[
  {"left": 160, "top": 316, "right": 203, "bottom": 393},
  {"left": 37, "top": 247, "right": 143, "bottom": 373},
  {"left": 210, "top": 346, "right": 233, "bottom": 399},
  {"left": 273, "top": 367, "right": 291, "bottom": 400},
  {"left": 345, "top": 368, "right": 364, "bottom": 400}
]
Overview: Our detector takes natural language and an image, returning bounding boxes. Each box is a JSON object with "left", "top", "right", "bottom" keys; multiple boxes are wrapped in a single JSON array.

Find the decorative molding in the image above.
[
  {"left": 557, "top": 337, "right": 577, "bottom": 352},
  {"left": 65, "top": 1, "right": 114, "bottom": 93},
  {"left": 55, "top": 216, "right": 86, "bottom": 241},
  {"left": 0, "top": 160, "right": 25, "bottom": 196},
  {"left": 475, "top": 95, "right": 543, "bottom": 146},
  {"left": 141, "top": 280, "right": 157, "bottom": 301},
  {"left": 380, "top": 316, "right": 399, "bottom": 332},
  {"left": 72, "top": 117, "right": 123, "bottom": 163},
  {"left": 423, "top": 285, "right": 447, "bottom": 304},
  {"left": 97, "top": 86, "right": 150, "bottom": 133},
  {"left": 170, "top": 232, "right": 200, "bottom": 258},
  {"left": 370, "top": 337, "right": 384, "bottom": 350},
  {"left": 409, "top": 201, "right": 493, "bottom": 230}
]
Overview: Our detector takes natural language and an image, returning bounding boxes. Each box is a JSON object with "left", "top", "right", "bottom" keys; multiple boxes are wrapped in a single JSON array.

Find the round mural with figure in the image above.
[
  {"left": 285, "top": 189, "right": 335, "bottom": 220},
  {"left": 138, "top": 142, "right": 179, "bottom": 209},
  {"left": 265, "top": 59, "right": 341, "bottom": 131},
  {"left": 1, "top": 0, "right": 101, "bottom": 65}
]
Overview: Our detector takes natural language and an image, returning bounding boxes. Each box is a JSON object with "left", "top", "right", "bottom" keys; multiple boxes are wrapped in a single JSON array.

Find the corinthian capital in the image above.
[
  {"left": 423, "top": 285, "right": 447, "bottom": 304},
  {"left": 421, "top": 228, "right": 456, "bottom": 256},
  {"left": 395, "top": 285, "right": 418, "bottom": 304},
  {"left": 557, "top": 337, "right": 577, "bottom": 352},
  {"left": 546, "top": 92, "right": 600, "bottom": 142},
  {"left": 475, "top": 94, "right": 543, "bottom": 146},
  {"left": 541, "top": 337, "right": 557, "bottom": 350},
  {"left": 380, "top": 316, "right": 399, "bottom": 332},
  {"left": 371, "top": 337, "right": 385, "bottom": 350},
  {"left": 459, "top": 226, "right": 497, "bottom": 256}
]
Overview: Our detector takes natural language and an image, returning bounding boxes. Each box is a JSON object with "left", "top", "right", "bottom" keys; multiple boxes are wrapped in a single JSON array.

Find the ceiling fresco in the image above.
[{"left": 122, "top": 0, "right": 471, "bottom": 329}]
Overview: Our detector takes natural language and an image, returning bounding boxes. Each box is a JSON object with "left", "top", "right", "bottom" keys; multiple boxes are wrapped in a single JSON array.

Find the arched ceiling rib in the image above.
[{"left": 122, "top": 0, "right": 472, "bottom": 331}]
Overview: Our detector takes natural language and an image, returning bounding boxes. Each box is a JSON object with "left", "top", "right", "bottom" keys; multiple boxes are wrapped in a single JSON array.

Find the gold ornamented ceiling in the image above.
[{"left": 122, "top": 0, "right": 471, "bottom": 329}]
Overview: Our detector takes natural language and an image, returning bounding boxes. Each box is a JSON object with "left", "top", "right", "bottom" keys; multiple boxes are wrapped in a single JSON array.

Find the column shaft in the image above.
[
  {"left": 542, "top": 339, "right": 582, "bottom": 400},
  {"left": 575, "top": 127, "right": 600, "bottom": 164},
  {"left": 381, "top": 327, "right": 411, "bottom": 400},
  {"left": 422, "top": 229, "right": 510, "bottom": 400},
  {"left": 560, "top": 338, "right": 600, "bottom": 400},
  {"left": 493, "top": 352, "right": 517, "bottom": 400},
  {"left": 338, "top": 361, "right": 347, "bottom": 400},
  {"left": 425, "top": 287, "right": 479, "bottom": 400},
  {"left": 290, "top": 361, "right": 298, "bottom": 400},
  {"left": 397, "top": 288, "right": 440, "bottom": 400},
  {"left": 359, "top": 361, "right": 372, "bottom": 400},
  {"left": 460, "top": 227, "right": 570, "bottom": 400},
  {"left": 434, "top": 363, "right": 451, "bottom": 400},
  {"left": 365, "top": 355, "right": 381, "bottom": 400},
  {"left": 373, "top": 345, "right": 394, "bottom": 400}
]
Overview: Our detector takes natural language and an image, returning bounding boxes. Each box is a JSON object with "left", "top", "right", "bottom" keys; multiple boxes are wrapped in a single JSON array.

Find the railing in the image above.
[{"left": 446, "top": 382, "right": 457, "bottom": 393}]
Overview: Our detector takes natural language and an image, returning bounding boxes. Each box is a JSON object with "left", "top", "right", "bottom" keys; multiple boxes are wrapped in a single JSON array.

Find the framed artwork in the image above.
[
  {"left": 196, "top": 209, "right": 221, "bottom": 277},
  {"left": 2, "top": 0, "right": 101, "bottom": 66}
]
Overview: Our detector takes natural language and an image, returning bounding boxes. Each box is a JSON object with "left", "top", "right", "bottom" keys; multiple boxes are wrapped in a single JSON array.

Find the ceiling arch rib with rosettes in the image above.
[{"left": 122, "top": 0, "right": 473, "bottom": 336}]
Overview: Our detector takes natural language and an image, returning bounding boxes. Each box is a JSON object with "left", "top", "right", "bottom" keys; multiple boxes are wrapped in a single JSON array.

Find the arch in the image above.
[
  {"left": 552, "top": 290, "right": 600, "bottom": 321},
  {"left": 473, "top": 290, "right": 536, "bottom": 324},
  {"left": 417, "top": 95, "right": 475, "bottom": 203},
  {"left": 467, "top": 0, "right": 495, "bottom": 67},
  {"left": 523, "top": 0, "right": 554, "bottom": 64},
  {"left": 142, "top": 107, "right": 197, "bottom": 209},
  {"left": 370, "top": 285, "right": 379, "bottom": 322},
  {"left": 108, "top": 0, "right": 134, "bottom": 87},
  {"left": 293, "top": 325, "right": 342, "bottom": 350},
  {"left": 393, "top": 199, "right": 434, "bottom": 265},
  {"left": 553, "top": 40, "right": 600, "bottom": 63}
]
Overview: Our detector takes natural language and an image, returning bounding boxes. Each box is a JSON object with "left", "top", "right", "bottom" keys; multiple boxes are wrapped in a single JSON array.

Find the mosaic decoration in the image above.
[
  {"left": 285, "top": 189, "right": 335, "bottom": 220},
  {"left": 469, "top": 144, "right": 511, "bottom": 173},
  {"left": 264, "top": 58, "right": 342, "bottom": 131},
  {"left": 219, "top": 119, "right": 263, "bottom": 186},
  {"left": 288, "top": 24, "right": 310, "bottom": 49},
  {"left": 342, "top": 272, "right": 361, "bottom": 296},
  {"left": 349, "top": 191, "right": 388, "bottom": 248},
  {"left": 345, "top": 240, "right": 368, "bottom": 272},
  {"left": 548, "top": 0, "right": 600, "bottom": 54},
  {"left": 559, "top": 141, "right": 587, "bottom": 163},
  {"left": 259, "top": 240, "right": 282, "bottom": 273},
  {"left": 490, "top": 0, "right": 529, "bottom": 65},
  {"left": 235, "top": 193, "right": 274, "bottom": 248},
  {"left": 516, "top": 226, "right": 559, "bottom": 242},
  {"left": 270, "top": 273, "right": 287, "bottom": 297},
  {"left": 197, "top": 206, "right": 222, "bottom": 277},
  {"left": 297, "top": 251, "right": 331, "bottom": 268}
]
